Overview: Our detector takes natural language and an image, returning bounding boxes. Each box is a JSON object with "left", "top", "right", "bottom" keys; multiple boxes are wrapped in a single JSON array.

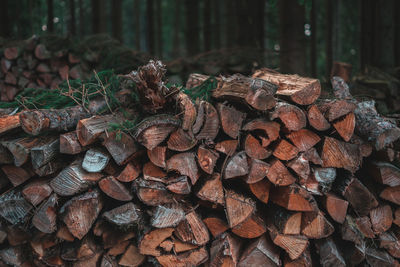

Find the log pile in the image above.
[{"left": 0, "top": 60, "right": 400, "bottom": 266}]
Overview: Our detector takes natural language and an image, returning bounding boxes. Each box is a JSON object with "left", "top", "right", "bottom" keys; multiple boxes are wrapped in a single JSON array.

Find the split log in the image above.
[
  {"left": 196, "top": 173, "right": 224, "bottom": 206},
  {"left": 267, "top": 205, "right": 302, "bottom": 235},
  {"left": 217, "top": 103, "right": 245, "bottom": 139},
  {"left": 333, "top": 112, "right": 355, "bottom": 141},
  {"left": 20, "top": 106, "right": 90, "bottom": 135},
  {"left": 0, "top": 114, "right": 20, "bottom": 135},
  {"left": 321, "top": 137, "right": 361, "bottom": 172},
  {"left": 286, "top": 129, "right": 321, "bottom": 152},
  {"left": 175, "top": 211, "right": 210, "bottom": 245},
  {"left": 301, "top": 211, "right": 334, "bottom": 239},
  {"left": 60, "top": 189, "right": 103, "bottom": 240},
  {"left": 34, "top": 159, "right": 64, "bottom": 177},
  {"left": 323, "top": 193, "right": 348, "bottom": 224},
  {"left": 318, "top": 99, "right": 356, "bottom": 122},
  {"left": 370, "top": 205, "right": 392, "bottom": 234},
  {"left": 270, "top": 102, "right": 307, "bottom": 131},
  {"left": 238, "top": 235, "right": 281, "bottom": 267},
  {"left": 245, "top": 159, "right": 270, "bottom": 184},
  {"left": 215, "top": 139, "right": 238, "bottom": 156},
  {"left": 266, "top": 159, "right": 296, "bottom": 186},
  {"left": 147, "top": 146, "right": 167, "bottom": 168},
  {"left": 60, "top": 131, "right": 82, "bottom": 154},
  {"left": 167, "top": 128, "right": 197, "bottom": 151},
  {"left": 118, "top": 245, "right": 145, "bottom": 267},
  {"left": 76, "top": 115, "right": 119, "bottom": 146},
  {"left": 273, "top": 139, "right": 299, "bottom": 161},
  {"left": 116, "top": 162, "right": 140, "bottom": 182},
  {"left": 193, "top": 101, "right": 220, "bottom": 140},
  {"left": 102, "top": 131, "right": 138, "bottom": 165},
  {"left": 243, "top": 119, "right": 280, "bottom": 145},
  {"left": 50, "top": 160, "right": 103, "bottom": 196},
  {"left": 287, "top": 153, "right": 310, "bottom": 180},
  {"left": 156, "top": 247, "right": 208, "bottom": 267},
  {"left": 270, "top": 184, "right": 316, "bottom": 211},
  {"left": 133, "top": 114, "right": 180, "bottom": 150},
  {"left": 209, "top": 233, "right": 242, "bottom": 266},
  {"left": 151, "top": 204, "right": 186, "bottom": 228},
  {"left": 224, "top": 190, "right": 255, "bottom": 228},
  {"left": 197, "top": 145, "right": 219, "bottom": 174},
  {"left": 368, "top": 161, "right": 400, "bottom": 187},
  {"left": 315, "top": 238, "right": 346, "bottom": 267},
  {"left": 167, "top": 152, "right": 199, "bottom": 185},
  {"left": 22, "top": 179, "right": 53, "bottom": 206},
  {"left": 30, "top": 137, "right": 59, "bottom": 169},
  {"left": 103, "top": 202, "right": 142, "bottom": 226},
  {"left": 134, "top": 178, "right": 174, "bottom": 206},
  {"left": 244, "top": 134, "right": 271, "bottom": 159},
  {"left": 307, "top": 104, "right": 331, "bottom": 131},
  {"left": 138, "top": 227, "right": 174, "bottom": 256},
  {"left": 380, "top": 185, "right": 400, "bottom": 205},
  {"left": 249, "top": 178, "right": 271, "bottom": 204},
  {"left": 231, "top": 211, "right": 266, "bottom": 239},
  {"left": 99, "top": 176, "right": 133, "bottom": 201},
  {"left": 0, "top": 246, "right": 25, "bottom": 266},
  {"left": 365, "top": 247, "right": 397, "bottom": 267},
  {"left": 253, "top": 68, "right": 321, "bottom": 105},
  {"left": 177, "top": 92, "right": 196, "bottom": 131},
  {"left": 0, "top": 144, "right": 13, "bottom": 164},
  {"left": 283, "top": 247, "right": 312, "bottom": 267},
  {"left": 82, "top": 148, "right": 110, "bottom": 173},
  {"left": 32, "top": 194, "right": 57, "bottom": 233},
  {"left": 203, "top": 217, "right": 229, "bottom": 238},
  {"left": 312, "top": 167, "right": 337, "bottom": 193},
  {"left": 379, "top": 230, "right": 400, "bottom": 259},
  {"left": 1, "top": 165, "right": 34, "bottom": 187},
  {"left": 224, "top": 151, "right": 249, "bottom": 179},
  {"left": 166, "top": 176, "right": 191, "bottom": 194},
  {"left": 0, "top": 190, "right": 32, "bottom": 224}
]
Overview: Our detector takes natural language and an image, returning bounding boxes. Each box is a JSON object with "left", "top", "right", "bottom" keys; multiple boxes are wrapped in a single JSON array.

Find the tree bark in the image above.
[
  {"left": 112, "top": 0, "right": 123, "bottom": 42},
  {"left": 311, "top": 0, "right": 317, "bottom": 77},
  {"left": 79, "top": 0, "right": 85, "bottom": 36},
  {"left": 185, "top": 0, "right": 199, "bottom": 55},
  {"left": 134, "top": 0, "right": 141, "bottom": 50},
  {"left": 172, "top": 0, "right": 181, "bottom": 57},
  {"left": 47, "top": 0, "right": 54, "bottom": 33},
  {"left": 325, "top": 0, "right": 333, "bottom": 78},
  {"left": 91, "top": 0, "right": 106, "bottom": 34},
  {"left": 203, "top": 0, "right": 211, "bottom": 51},
  {"left": 155, "top": 0, "right": 163, "bottom": 57},
  {"left": 146, "top": 0, "right": 155, "bottom": 54},
  {"left": 69, "top": 0, "right": 76, "bottom": 35},
  {"left": 0, "top": 0, "right": 10, "bottom": 37}
]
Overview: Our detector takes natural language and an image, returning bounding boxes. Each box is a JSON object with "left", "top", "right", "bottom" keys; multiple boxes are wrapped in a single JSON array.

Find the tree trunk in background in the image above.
[
  {"left": 0, "top": 0, "right": 10, "bottom": 38},
  {"left": 69, "top": 0, "right": 76, "bottom": 36},
  {"left": 91, "top": 0, "right": 106, "bottom": 34},
  {"left": 360, "top": 0, "right": 374, "bottom": 71},
  {"left": 395, "top": 0, "right": 400, "bottom": 67},
  {"left": 172, "top": 0, "right": 181, "bottom": 57},
  {"left": 203, "top": 0, "right": 211, "bottom": 51},
  {"left": 225, "top": 0, "right": 235, "bottom": 47},
  {"left": 213, "top": 0, "right": 221, "bottom": 49},
  {"left": 236, "top": 0, "right": 252, "bottom": 46},
  {"left": 134, "top": 0, "right": 141, "bottom": 50},
  {"left": 47, "top": 0, "right": 54, "bottom": 33},
  {"left": 112, "top": 0, "right": 123, "bottom": 43},
  {"left": 325, "top": 0, "right": 333, "bottom": 79},
  {"left": 373, "top": 0, "right": 394, "bottom": 69},
  {"left": 255, "top": 0, "right": 265, "bottom": 50},
  {"left": 185, "top": 0, "right": 199, "bottom": 56},
  {"left": 155, "top": 0, "right": 162, "bottom": 57},
  {"left": 279, "top": 0, "right": 306, "bottom": 75},
  {"left": 146, "top": 0, "right": 155, "bottom": 54},
  {"left": 79, "top": 0, "right": 84, "bottom": 36},
  {"left": 311, "top": 0, "right": 317, "bottom": 77}
]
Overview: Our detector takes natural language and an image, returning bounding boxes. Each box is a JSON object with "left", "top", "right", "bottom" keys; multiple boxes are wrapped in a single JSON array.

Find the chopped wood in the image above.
[
  {"left": 224, "top": 189, "right": 256, "bottom": 228},
  {"left": 315, "top": 238, "right": 346, "bottom": 267},
  {"left": 102, "top": 131, "right": 138, "bottom": 165},
  {"left": 270, "top": 102, "right": 307, "bottom": 131},
  {"left": 147, "top": 146, "right": 167, "bottom": 168},
  {"left": 323, "top": 193, "right": 348, "bottom": 224},
  {"left": 273, "top": 139, "right": 299, "bottom": 161},
  {"left": 249, "top": 178, "right": 271, "bottom": 204},
  {"left": 177, "top": 92, "right": 196, "bottom": 131},
  {"left": 193, "top": 101, "right": 220, "bottom": 140},
  {"left": 301, "top": 211, "right": 334, "bottom": 239},
  {"left": 253, "top": 68, "right": 321, "bottom": 105},
  {"left": 134, "top": 178, "right": 174, "bottom": 206},
  {"left": 32, "top": 194, "right": 57, "bottom": 233},
  {"left": 167, "top": 128, "right": 197, "bottom": 151},
  {"left": 139, "top": 227, "right": 174, "bottom": 256},
  {"left": 103, "top": 202, "right": 142, "bottom": 226},
  {"left": 172, "top": 237, "right": 198, "bottom": 253},
  {"left": 245, "top": 159, "right": 270, "bottom": 184},
  {"left": 268, "top": 226, "right": 309, "bottom": 260},
  {"left": 0, "top": 190, "right": 32, "bottom": 224},
  {"left": 370, "top": 205, "right": 393, "bottom": 235},
  {"left": 287, "top": 153, "right": 310, "bottom": 180},
  {"left": 59, "top": 131, "right": 82, "bottom": 154},
  {"left": 82, "top": 148, "right": 110, "bottom": 172},
  {"left": 224, "top": 151, "right": 249, "bottom": 179},
  {"left": 333, "top": 112, "right": 355, "bottom": 141},
  {"left": 283, "top": 247, "right": 312, "bottom": 267},
  {"left": 266, "top": 159, "right": 296, "bottom": 186},
  {"left": 365, "top": 247, "right": 396, "bottom": 267},
  {"left": 99, "top": 176, "right": 133, "bottom": 201},
  {"left": 22, "top": 179, "right": 53, "bottom": 206},
  {"left": 217, "top": 103, "right": 245, "bottom": 139},
  {"left": 244, "top": 133, "right": 271, "bottom": 159},
  {"left": 151, "top": 204, "right": 186, "bottom": 228},
  {"left": 156, "top": 247, "right": 208, "bottom": 267},
  {"left": 270, "top": 184, "right": 316, "bottom": 211},
  {"left": 379, "top": 230, "right": 400, "bottom": 259},
  {"left": 231, "top": 212, "right": 266, "bottom": 239},
  {"left": 197, "top": 145, "right": 219, "bottom": 174},
  {"left": 30, "top": 137, "right": 59, "bottom": 169},
  {"left": 196, "top": 173, "right": 224, "bottom": 206},
  {"left": 268, "top": 206, "right": 302, "bottom": 235},
  {"left": 56, "top": 225, "right": 75, "bottom": 242},
  {"left": 166, "top": 152, "right": 199, "bottom": 185},
  {"left": 380, "top": 185, "right": 400, "bottom": 205},
  {"left": 369, "top": 161, "right": 400, "bottom": 187},
  {"left": 203, "top": 217, "right": 229, "bottom": 238},
  {"left": 0, "top": 114, "right": 20, "bottom": 135},
  {"left": 175, "top": 211, "right": 210, "bottom": 245},
  {"left": 318, "top": 99, "right": 356, "bottom": 122},
  {"left": 321, "top": 136, "right": 361, "bottom": 172},
  {"left": 209, "top": 232, "right": 242, "bottom": 266},
  {"left": 117, "top": 162, "right": 141, "bottom": 182},
  {"left": 118, "top": 244, "right": 145, "bottom": 267},
  {"left": 238, "top": 235, "right": 281, "bottom": 267},
  {"left": 166, "top": 176, "right": 191, "bottom": 194},
  {"left": 287, "top": 129, "right": 321, "bottom": 152},
  {"left": 215, "top": 139, "right": 238, "bottom": 156},
  {"left": 307, "top": 104, "right": 331, "bottom": 131},
  {"left": 1, "top": 165, "right": 34, "bottom": 187},
  {"left": 76, "top": 115, "right": 119, "bottom": 146}
]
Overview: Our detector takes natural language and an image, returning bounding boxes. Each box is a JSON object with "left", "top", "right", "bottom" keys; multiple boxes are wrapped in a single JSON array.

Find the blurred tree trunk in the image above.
[
  {"left": 185, "top": 0, "right": 199, "bottom": 56},
  {"left": 360, "top": 0, "right": 374, "bottom": 71},
  {"left": 279, "top": 0, "right": 306, "bottom": 75},
  {"left": 213, "top": 0, "right": 221, "bottom": 49},
  {"left": 112, "top": 0, "right": 123, "bottom": 42},
  {"left": 311, "top": 0, "right": 317, "bottom": 77},
  {"left": 79, "top": 0, "right": 85, "bottom": 36},
  {"left": 155, "top": 0, "right": 162, "bottom": 57},
  {"left": 47, "top": 0, "right": 54, "bottom": 33},
  {"left": 146, "top": 0, "right": 155, "bottom": 54},
  {"left": 92, "top": 0, "right": 106, "bottom": 34},
  {"left": 236, "top": 0, "right": 251, "bottom": 46},
  {"left": 325, "top": 0, "right": 333, "bottom": 78},
  {"left": 69, "top": 0, "right": 76, "bottom": 36},
  {"left": 134, "top": 0, "right": 141, "bottom": 50},
  {"left": 395, "top": 0, "right": 400, "bottom": 67},
  {"left": 203, "top": 0, "right": 211, "bottom": 51},
  {"left": 255, "top": 0, "right": 265, "bottom": 49},
  {"left": 0, "top": 0, "right": 10, "bottom": 37},
  {"left": 172, "top": 0, "right": 181, "bottom": 57},
  {"left": 225, "top": 0, "right": 235, "bottom": 47}
]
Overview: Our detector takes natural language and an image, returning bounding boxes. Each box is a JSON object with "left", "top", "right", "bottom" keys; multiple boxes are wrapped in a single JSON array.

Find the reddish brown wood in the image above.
[
  {"left": 76, "top": 115, "right": 119, "bottom": 146},
  {"left": 103, "top": 202, "right": 142, "bottom": 227},
  {"left": 151, "top": 204, "right": 185, "bottom": 229},
  {"left": 370, "top": 205, "right": 392, "bottom": 234},
  {"left": 196, "top": 173, "right": 224, "bottom": 206},
  {"left": 287, "top": 153, "right": 310, "bottom": 180},
  {"left": 209, "top": 232, "right": 242, "bottom": 266},
  {"left": 32, "top": 194, "right": 57, "bottom": 233},
  {"left": 268, "top": 225, "right": 309, "bottom": 260},
  {"left": 102, "top": 131, "right": 138, "bottom": 165},
  {"left": 321, "top": 137, "right": 361, "bottom": 172},
  {"left": 266, "top": 159, "right": 296, "bottom": 186},
  {"left": 215, "top": 139, "right": 238, "bottom": 156},
  {"left": 224, "top": 151, "right": 249, "bottom": 179},
  {"left": 243, "top": 119, "right": 280, "bottom": 144},
  {"left": 167, "top": 128, "right": 197, "bottom": 151},
  {"left": 369, "top": 161, "right": 400, "bottom": 187},
  {"left": 380, "top": 185, "right": 400, "bottom": 205},
  {"left": 193, "top": 101, "right": 220, "bottom": 140},
  {"left": 249, "top": 179, "right": 271, "bottom": 204},
  {"left": 134, "top": 178, "right": 174, "bottom": 206},
  {"left": 231, "top": 212, "right": 266, "bottom": 239},
  {"left": 379, "top": 230, "right": 400, "bottom": 259},
  {"left": 203, "top": 217, "right": 229, "bottom": 238},
  {"left": 156, "top": 247, "right": 208, "bottom": 267},
  {"left": 284, "top": 247, "right": 312, "bottom": 267},
  {"left": 238, "top": 235, "right": 281, "bottom": 266},
  {"left": 270, "top": 184, "right": 316, "bottom": 212},
  {"left": 22, "top": 179, "right": 53, "bottom": 206},
  {"left": 217, "top": 103, "right": 245, "bottom": 139},
  {"left": 139, "top": 228, "right": 174, "bottom": 256},
  {"left": 56, "top": 225, "right": 75, "bottom": 242},
  {"left": 175, "top": 211, "right": 210, "bottom": 246},
  {"left": 0, "top": 114, "right": 20, "bottom": 135},
  {"left": 245, "top": 159, "right": 270, "bottom": 184},
  {"left": 116, "top": 162, "right": 140, "bottom": 182},
  {"left": 118, "top": 245, "right": 145, "bottom": 267},
  {"left": 333, "top": 112, "right": 355, "bottom": 141},
  {"left": 60, "top": 131, "right": 82, "bottom": 154},
  {"left": 197, "top": 145, "right": 219, "bottom": 174},
  {"left": 1, "top": 165, "right": 34, "bottom": 187},
  {"left": 245, "top": 134, "right": 271, "bottom": 159},
  {"left": 307, "top": 104, "right": 331, "bottom": 131},
  {"left": 147, "top": 146, "right": 167, "bottom": 168},
  {"left": 224, "top": 189, "right": 255, "bottom": 228},
  {"left": 167, "top": 152, "right": 199, "bottom": 185},
  {"left": 166, "top": 176, "right": 191, "bottom": 194},
  {"left": 318, "top": 99, "right": 356, "bottom": 122},
  {"left": 177, "top": 92, "right": 197, "bottom": 131},
  {"left": 365, "top": 247, "right": 397, "bottom": 267},
  {"left": 143, "top": 161, "right": 167, "bottom": 182},
  {"left": 270, "top": 102, "right": 307, "bottom": 131},
  {"left": 323, "top": 193, "right": 348, "bottom": 224},
  {"left": 268, "top": 206, "right": 302, "bottom": 235},
  {"left": 287, "top": 129, "right": 321, "bottom": 152},
  {"left": 99, "top": 176, "right": 133, "bottom": 201},
  {"left": 273, "top": 139, "right": 299, "bottom": 161},
  {"left": 301, "top": 211, "right": 334, "bottom": 239}
]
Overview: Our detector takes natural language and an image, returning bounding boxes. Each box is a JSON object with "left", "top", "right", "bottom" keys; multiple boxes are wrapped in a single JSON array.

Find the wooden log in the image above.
[
  {"left": 215, "top": 139, "right": 238, "bottom": 156},
  {"left": 379, "top": 230, "right": 400, "bottom": 259},
  {"left": 102, "top": 131, "right": 138, "bottom": 165},
  {"left": 177, "top": 92, "right": 196, "bottom": 131},
  {"left": 244, "top": 134, "right": 271, "bottom": 159},
  {"left": 103, "top": 202, "right": 142, "bottom": 226},
  {"left": 270, "top": 184, "right": 316, "bottom": 211},
  {"left": 224, "top": 189, "right": 255, "bottom": 228},
  {"left": 116, "top": 162, "right": 140, "bottom": 182},
  {"left": 318, "top": 99, "right": 356, "bottom": 122},
  {"left": 172, "top": 237, "right": 198, "bottom": 253},
  {"left": 20, "top": 106, "right": 90, "bottom": 136},
  {"left": 34, "top": 159, "right": 64, "bottom": 177},
  {"left": 34, "top": 44, "right": 51, "bottom": 60},
  {"left": 283, "top": 247, "right": 312, "bottom": 267},
  {"left": 380, "top": 185, "right": 400, "bottom": 205},
  {"left": 313, "top": 167, "right": 336, "bottom": 193},
  {"left": 249, "top": 178, "right": 271, "bottom": 204},
  {"left": 394, "top": 207, "right": 400, "bottom": 226},
  {"left": 0, "top": 144, "right": 13, "bottom": 164},
  {"left": 368, "top": 161, "right": 400, "bottom": 187},
  {"left": 252, "top": 68, "right": 321, "bottom": 105},
  {"left": 82, "top": 148, "right": 110, "bottom": 173},
  {"left": 32, "top": 194, "right": 57, "bottom": 233},
  {"left": 287, "top": 153, "right": 310, "bottom": 180},
  {"left": 243, "top": 119, "right": 280, "bottom": 145},
  {"left": 224, "top": 151, "right": 249, "bottom": 179},
  {"left": 217, "top": 103, "right": 246, "bottom": 139},
  {"left": 139, "top": 227, "right": 174, "bottom": 256},
  {"left": 118, "top": 245, "right": 145, "bottom": 267},
  {"left": 167, "top": 152, "right": 199, "bottom": 185},
  {"left": 99, "top": 176, "right": 133, "bottom": 201},
  {"left": 323, "top": 193, "right": 348, "bottom": 224},
  {"left": 266, "top": 159, "right": 296, "bottom": 186},
  {"left": 167, "top": 128, "right": 197, "bottom": 152},
  {"left": 333, "top": 112, "right": 355, "bottom": 141},
  {"left": 156, "top": 247, "right": 208, "bottom": 267},
  {"left": 231, "top": 212, "right": 266, "bottom": 239},
  {"left": 341, "top": 215, "right": 374, "bottom": 243},
  {"left": 301, "top": 211, "right": 334, "bottom": 239},
  {"left": 22, "top": 179, "right": 53, "bottom": 206},
  {"left": 0, "top": 114, "right": 20, "bottom": 135},
  {"left": 0, "top": 190, "right": 32, "bottom": 224},
  {"left": 166, "top": 176, "right": 191, "bottom": 194},
  {"left": 268, "top": 225, "right": 309, "bottom": 260},
  {"left": 76, "top": 115, "right": 119, "bottom": 146},
  {"left": 60, "top": 131, "right": 82, "bottom": 154},
  {"left": 267, "top": 205, "right": 302, "bottom": 235},
  {"left": 147, "top": 146, "right": 167, "bottom": 168},
  {"left": 197, "top": 145, "right": 219, "bottom": 174},
  {"left": 307, "top": 104, "right": 331, "bottom": 131},
  {"left": 315, "top": 238, "right": 346, "bottom": 267},
  {"left": 193, "top": 101, "right": 220, "bottom": 140},
  {"left": 175, "top": 210, "right": 210, "bottom": 245},
  {"left": 339, "top": 176, "right": 378, "bottom": 216},
  {"left": 365, "top": 247, "right": 397, "bottom": 267},
  {"left": 370, "top": 205, "right": 392, "bottom": 234},
  {"left": 245, "top": 159, "right": 270, "bottom": 184},
  {"left": 238, "top": 235, "right": 281, "bottom": 267},
  {"left": 196, "top": 173, "right": 224, "bottom": 206},
  {"left": 56, "top": 224, "right": 75, "bottom": 242},
  {"left": 321, "top": 137, "right": 361, "bottom": 172},
  {"left": 30, "top": 137, "right": 59, "bottom": 169},
  {"left": 151, "top": 203, "right": 186, "bottom": 228},
  {"left": 1, "top": 165, "right": 34, "bottom": 187},
  {"left": 209, "top": 232, "right": 242, "bottom": 266},
  {"left": 203, "top": 216, "right": 229, "bottom": 238},
  {"left": 354, "top": 100, "right": 400, "bottom": 150},
  {"left": 61, "top": 189, "right": 103, "bottom": 240},
  {"left": 50, "top": 160, "right": 103, "bottom": 196},
  {"left": 134, "top": 178, "right": 174, "bottom": 206},
  {"left": 286, "top": 129, "right": 321, "bottom": 152},
  {"left": 0, "top": 246, "right": 25, "bottom": 266},
  {"left": 270, "top": 102, "right": 307, "bottom": 131}
]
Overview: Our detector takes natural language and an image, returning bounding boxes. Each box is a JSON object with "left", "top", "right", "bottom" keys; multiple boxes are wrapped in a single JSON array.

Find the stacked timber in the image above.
[{"left": 0, "top": 61, "right": 399, "bottom": 266}]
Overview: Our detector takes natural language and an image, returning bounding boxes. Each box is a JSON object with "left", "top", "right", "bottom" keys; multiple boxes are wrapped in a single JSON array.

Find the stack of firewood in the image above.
[{"left": 0, "top": 61, "right": 400, "bottom": 267}]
